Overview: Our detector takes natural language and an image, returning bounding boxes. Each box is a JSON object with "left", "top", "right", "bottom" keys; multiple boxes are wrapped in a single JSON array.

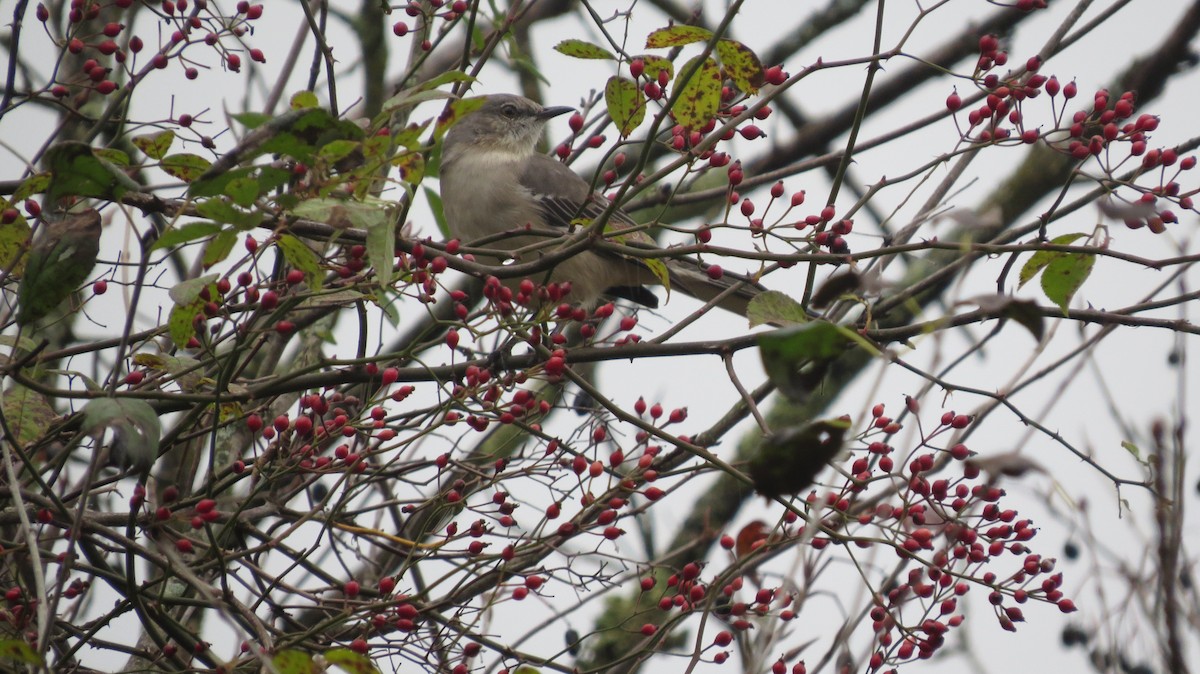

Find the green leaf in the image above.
[
  {"left": 81, "top": 397, "right": 162, "bottom": 469},
  {"left": 671, "top": 56, "right": 721, "bottom": 130},
  {"left": 160, "top": 153, "right": 212, "bottom": 182},
  {"left": 1121, "top": 440, "right": 1141, "bottom": 461},
  {"left": 0, "top": 639, "right": 44, "bottom": 666},
  {"left": 747, "top": 290, "right": 808, "bottom": 327},
  {"left": 271, "top": 649, "right": 319, "bottom": 674},
  {"left": 366, "top": 210, "right": 397, "bottom": 287},
  {"left": 425, "top": 185, "right": 448, "bottom": 239},
  {"left": 17, "top": 208, "right": 102, "bottom": 325},
  {"left": 168, "top": 302, "right": 199, "bottom": 348},
  {"left": 318, "top": 139, "right": 361, "bottom": 164},
  {"left": 324, "top": 647, "right": 382, "bottom": 674},
  {"left": 1018, "top": 233, "right": 1087, "bottom": 287},
  {"left": 554, "top": 39, "right": 615, "bottom": 60},
  {"left": 194, "top": 195, "right": 261, "bottom": 228},
  {"left": 224, "top": 176, "right": 260, "bottom": 207},
  {"left": 151, "top": 222, "right": 222, "bottom": 250},
  {"left": 168, "top": 274, "right": 220, "bottom": 305},
  {"left": 93, "top": 147, "right": 132, "bottom": 167},
  {"left": 758, "top": 321, "right": 850, "bottom": 399},
  {"left": 13, "top": 173, "right": 51, "bottom": 202},
  {"left": 968, "top": 294, "right": 1045, "bottom": 341},
  {"left": 392, "top": 150, "right": 426, "bottom": 184},
  {"left": 232, "top": 111, "right": 271, "bottom": 129},
  {"left": 1, "top": 385, "right": 56, "bottom": 447},
  {"left": 202, "top": 229, "right": 238, "bottom": 267},
  {"left": 290, "top": 90, "right": 320, "bottom": 110},
  {"left": 1041, "top": 251, "right": 1094, "bottom": 315},
  {"left": 605, "top": 77, "right": 646, "bottom": 137},
  {"left": 715, "top": 38, "right": 765, "bottom": 94},
  {"left": 0, "top": 217, "right": 32, "bottom": 274},
  {"left": 434, "top": 97, "right": 486, "bottom": 141},
  {"left": 132, "top": 130, "right": 175, "bottom": 160},
  {"left": 748, "top": 419, "right": 852, "bottom": 498},
  {"left": 276, "top": 234, "right": 322, "bottom": 290},
  {"left": 646, "top": 25, "right": 713, "bottom": 48},
  {"left": 43, "top": 142, "right": 133, "bottom": 202}
]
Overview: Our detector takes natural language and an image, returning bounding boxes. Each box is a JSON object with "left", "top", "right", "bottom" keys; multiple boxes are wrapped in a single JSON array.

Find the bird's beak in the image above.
[{"left": 538, "top": 105, "right": 574, "bottom": 120}]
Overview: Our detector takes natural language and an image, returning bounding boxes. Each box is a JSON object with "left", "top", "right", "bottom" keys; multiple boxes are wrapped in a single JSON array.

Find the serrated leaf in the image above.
[
  {"left": 81, "top": 397, "right": 162, "bottom": 469},
  {"left": 168, "top": 274, "right": 219, "bottom": 305},
  {"left": 605, "top": 77, "right": 646, "bottom": 137},
  {"left": 554, "top": 39, "right": 615, "bottom": 60},
  {"left": 671, "top": 56, "right": 721, "bottom": 130},
  {"left": 758, "top": 321, "right": 849, "bottom": 399},
  {"left": 324, "top": 647, "right": 382, "bottom": 674},
  {"left": 0, "top": 639, "right": 44, "bottom": 665},
  {"left": 151, "top": 222, "right": 222, "bottom": 250},
  {"left": 747, "top": 290, "right": 808, "bottom": 327},
  {"left": 132, "top": 130, "right": 175, "bottom": 160},
  {"left": 715, "top": 39, "right": 764, "bottom": 94},
  {"left": 202, "top": 229, "right": 237, "bottom": 267},
  {"left": 1, "top": 385, "right": 56, "bottom": 447},
  {"left": 1041, "top": 251, "right": 1094, "bottom": 315},
  {"left": 646, "top": 25, "right": 713, "bottom": 48},
  {"left": 1018, "top": 233, "right": 1087, "bottom": 288},
  {"left": 271, "top": 649, "right": 319, "bottom": 674},
  {"left": 276, "top": 234, "right": 322, "bottom": 290},
  {"left": 290, "top": 91, "right": 320, "bottom": 110},
  {"left": 160, "top": 153, "right": 212, "bottom": 182}
]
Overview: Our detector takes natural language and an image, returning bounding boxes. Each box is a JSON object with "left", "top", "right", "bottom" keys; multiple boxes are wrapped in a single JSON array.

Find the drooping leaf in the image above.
[
  {"left": 0, "top": 216, "right": 32, "bottom": 274},
  {"left": 715, "top": 39, "right": 765, "bottom": 93},
  {"left": 202, "top": 229, "right": 238, "bottom": 267},
  {"left": 43, "top": 142, "right": 134, "bottom": 202},
  {"left": 17, "top": 208, "right": 102, "bottom": 325},
  {"left": 194, "top": 195, "right": 261, "bottom": 228},
  {"left": 605, "top": 77, "right": 646, "bottom": 137},
  {"left": 160, "top": 153, "right": 212, "bottom": 182},
  {"left": 232, "top": 111, "right": 271, "bottom": 129},
  {"left": 671, "top": 56, "right": 721, "bottom": 130},
  {"left": 151, "top": 222, "right": 223, "bottom": 251},
  {"left": 554, "top": 39, "right": 615, "bottom": 60},
  {"left": 132, "top": 130, "right": 175, "bottom": 160},
  {"left": 80, "top": 397, "right": 162, "bottom": 470},
  {"left": 1017, "top": 233, "right": 1086, "bottom": 287},
  {"left": 276, "top": 234, "right": 323, "bottom": 290},
  {"left": 13, "top": 173, "right": 51, "bottom": 202},
  {"left": 632, "top": 55, "right": 674, "bottom": 81},
  {"left": 967, "top": 294, "right": 1045, "bottom": 341},
  {"left": 366, "top": 210, "right": 397, "bottom": 287},
  {"left": 646, "top": 25, "right": 713, "bottom": 48},
  {"left": 168, "top": 302, "right": 200, "bottom": 348},
  {"left": 758, "top": 321, "right": 851, "bottom": 399},
  {"left": 318, "top": 140, "right": 362, "bottom": 165},
  {"left": 748, "top": 419, "right": 852, "bottom": 498},
  {"left": 1, "top": 385, "right": 56, "bottom": 447},
  {"left": 747, "top": 290, "right": 808, "bottom": 327},
  {"left": 1041, "top": 251, "right": 1094, "bottom": 315}
]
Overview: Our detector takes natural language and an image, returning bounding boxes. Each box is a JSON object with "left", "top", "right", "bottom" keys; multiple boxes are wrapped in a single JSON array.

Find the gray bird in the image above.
[{"left": 439, "top": 94, "right": 764, "bottom": 314}]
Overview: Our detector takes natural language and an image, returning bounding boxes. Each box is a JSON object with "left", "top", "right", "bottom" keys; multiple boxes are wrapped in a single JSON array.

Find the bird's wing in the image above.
[{"left": 519, "top": 155, "right": 643, "bottom": 235}]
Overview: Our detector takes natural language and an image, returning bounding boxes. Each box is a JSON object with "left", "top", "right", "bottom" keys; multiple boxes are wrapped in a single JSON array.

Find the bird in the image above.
[{"left": 438, "top": 93, "right": 765, "bottom": 316}]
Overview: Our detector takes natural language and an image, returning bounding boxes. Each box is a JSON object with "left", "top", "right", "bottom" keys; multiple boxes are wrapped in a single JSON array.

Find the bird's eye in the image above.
[{"left": 501, "top": 104, "right": 518, "bottom": 117}]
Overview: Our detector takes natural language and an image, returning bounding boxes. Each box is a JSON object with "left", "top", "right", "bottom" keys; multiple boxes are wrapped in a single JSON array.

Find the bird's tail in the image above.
[{"left": 665, "top": 258, "right": 766, "bottom": 319}]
